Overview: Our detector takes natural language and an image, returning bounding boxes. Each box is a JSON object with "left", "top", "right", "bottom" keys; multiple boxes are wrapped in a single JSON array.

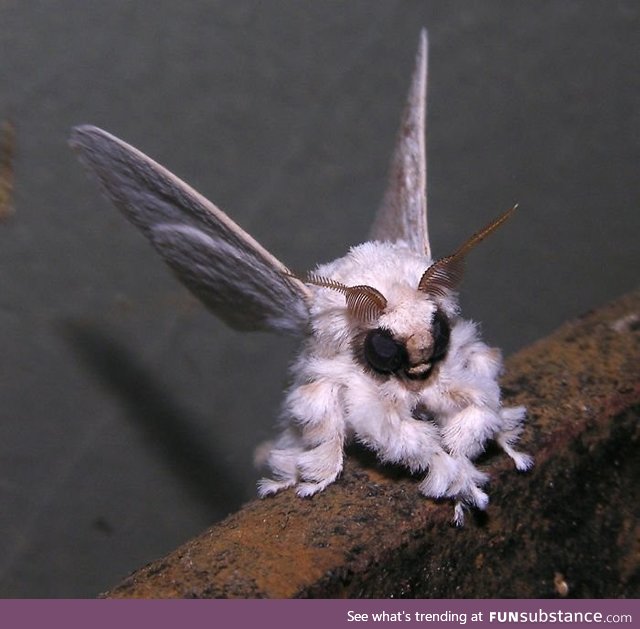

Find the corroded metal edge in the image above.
[{"left": 104, "top": 289, "right": 640, "bottom": 598}]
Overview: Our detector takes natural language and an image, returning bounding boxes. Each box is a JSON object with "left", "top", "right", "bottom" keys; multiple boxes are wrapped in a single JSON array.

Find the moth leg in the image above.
[
  {"left": 294, "top": 436, "right": 344, "bottom": 497},
  {"left": 257, "top": 430, "right": 344, "bottom": 497},
  {"left": 257, "top": 478, "right": 297, "bottom": 496},
  {"left": 350, "top": 407, "right": 465, "bottom": 503},
  {"left": 497, "top": 405, "right": 534, "bottom": 471},
  {"left": 351, "top": 406, "right": 434, "bottom": 466},
  {"left": 444, "top": 456, "right": 489, "bottom": 509},
  {"left": 421, "top": 453, "right": 489, "bottom": 527},
  {"left": 418, "top": 449, "right": 463, "bottom": 499},
  {"left": 432, "top": 404, "right": 503, "bottom": 518},
  {"left": 435, "top": 401, "right": 531, "bottom": 522},
  {"left": 440, "top": 404, "right": 502, "bottom": 461},
  {"left": 453, "top": 340, "right": 533, "bottom": 470},
  {"left": 453, "top": 501, "right": 466, "bottom": 527},
  {"left": 257, "top": 434, "right": 301, "bottom": 496},
  {"left": 451, "top": 474, "right": 491, "bottom": 526},
  {"left": 259, "top": 378, "right": 346, "bottom": 498},
  {"left": 256, "top": 435, "right": 345, "bottom": 496},
  {"left": 446, "top": 405, "right": 534, "bottom": 525},
  {"left": 350, "top": 396, "right": 488, "bottom": 523}
]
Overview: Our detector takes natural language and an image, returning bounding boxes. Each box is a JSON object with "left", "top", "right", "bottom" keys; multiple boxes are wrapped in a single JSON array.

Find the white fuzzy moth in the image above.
[{"left": 70, "top": 31, "right": 532, "bottom": 525}]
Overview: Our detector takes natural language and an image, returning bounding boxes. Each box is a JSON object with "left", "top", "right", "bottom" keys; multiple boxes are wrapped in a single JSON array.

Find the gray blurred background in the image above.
[{"left": 0, "top": 1, "right": 638, "bottom": 597}]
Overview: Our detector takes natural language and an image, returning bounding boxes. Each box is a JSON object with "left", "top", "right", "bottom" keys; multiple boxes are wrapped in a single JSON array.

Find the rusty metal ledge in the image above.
[{"left": 104, "top": 290, "right": 640, "bottom": 598}]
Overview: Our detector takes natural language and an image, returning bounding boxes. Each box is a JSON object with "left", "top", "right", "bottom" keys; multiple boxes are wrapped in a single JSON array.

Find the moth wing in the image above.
[
  {"left": 369, "top": 29, "right": 430, "bottom": 258},
  {"left": 70, "top": 125, "right": 311, "bottom": 335}
]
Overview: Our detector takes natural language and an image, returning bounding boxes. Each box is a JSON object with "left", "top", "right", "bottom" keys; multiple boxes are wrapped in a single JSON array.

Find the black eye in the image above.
[
  {"left": 431, "top": 309, "right": 450, "bottom": 363},
  {"left": 364, "top": 328, "right": 407, "bottom": 374}
]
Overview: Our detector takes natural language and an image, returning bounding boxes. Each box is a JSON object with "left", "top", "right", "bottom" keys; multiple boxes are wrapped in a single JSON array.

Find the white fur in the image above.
[{"left": 258, "top": 241, "right": 532, "bottom": 524}]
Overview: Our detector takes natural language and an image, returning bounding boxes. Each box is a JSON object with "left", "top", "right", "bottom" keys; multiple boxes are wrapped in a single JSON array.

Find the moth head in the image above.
[
  {"left": 364, "top": 306, "right": 451, "bottom": 382},
  {"left": 299, "top": 273, "right": 450, "bottom": 383},
  {"left": 294, "top": 205, "right": 516, "bottom": 383}
]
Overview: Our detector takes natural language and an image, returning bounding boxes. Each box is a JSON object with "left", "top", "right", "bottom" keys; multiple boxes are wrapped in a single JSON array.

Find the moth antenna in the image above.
[
  {"left": 282, "top": 268, "right": 303, "bottom": 282},
  {"left": 449, "top": 204, "right": 517, "bottom": 260},
  {"left": 304, "top": 272, "right": 387, "bottom": 323},
  {"left": 418, "top": 204, "right": 518, "bottom": 296}
]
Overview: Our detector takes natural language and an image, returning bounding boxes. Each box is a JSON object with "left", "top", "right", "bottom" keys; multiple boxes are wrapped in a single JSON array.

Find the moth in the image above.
[{"left": 70, "top": 31, "right": 532, "bottom": 525}]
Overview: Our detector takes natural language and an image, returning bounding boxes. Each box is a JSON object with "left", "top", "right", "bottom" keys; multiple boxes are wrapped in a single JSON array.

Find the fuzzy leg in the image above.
[
  {"left": 257, "top": 438, "right": 344, "bottom": 498},
  {"left": 257, "top": 440, "right": 301, "bottom": 496},
  {"left": 450, "top": 456, "right": 490, "bottom": 526},
  {"left": 440, "top": 404, "right": 502, "bottom": 461},
  {"left": 497, "top": 405, "right": 534, "bottom": 471},
  {"left": 260, "top": 378, "right": 346, "bottom": 497},
  {"left": 453, "top": 501, "right": 467, "bottom": 527},
  {"left": 418, "top": 450, "right": 461, "bottom": 498},
  {"left": 420, "top": 453, "right": 489, "bottom": 526},
  {"left": 353, "top": 407, "right": 489, "bottom": 512},
  {"left": 426, "top": 456, "right": 488, "bottom": 512},
  {"left": 294, "top": 437, "right": 344, "bottom": 497}
]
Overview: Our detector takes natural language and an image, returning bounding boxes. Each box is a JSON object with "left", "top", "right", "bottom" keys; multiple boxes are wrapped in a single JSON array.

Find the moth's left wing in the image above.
[
  {"left": 70, "top": 125, "right": 311, "bottom": 335},
  {"left": 369, "top": 29, "right": 430, "bottom": 258}
]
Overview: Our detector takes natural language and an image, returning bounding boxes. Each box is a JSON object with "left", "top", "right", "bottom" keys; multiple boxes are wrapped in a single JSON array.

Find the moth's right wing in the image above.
[
  {"left": 70, "top": 125, "right": 311, "bottom": 335},
  {"left": 369, "top": 29, "right": 430, "bottom": 258}
]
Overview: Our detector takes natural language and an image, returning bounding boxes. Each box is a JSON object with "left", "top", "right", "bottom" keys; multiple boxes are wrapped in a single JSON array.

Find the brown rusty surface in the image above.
[{"left": 105, "top": 290, "right": 640, "bottom": 598}]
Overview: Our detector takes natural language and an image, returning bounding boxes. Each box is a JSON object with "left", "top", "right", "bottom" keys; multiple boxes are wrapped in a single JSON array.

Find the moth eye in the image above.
[
  {"left": 431, "top": 309, "right": 451, "bottom": 363},
  {"left": 364, "top": 328, "right": 407, "bottom": 374}
]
